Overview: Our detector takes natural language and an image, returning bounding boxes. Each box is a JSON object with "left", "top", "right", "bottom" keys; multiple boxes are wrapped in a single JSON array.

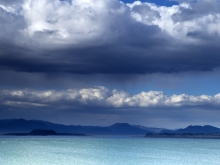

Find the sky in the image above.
[{"left": 1, "top": 0, "right": 220, "bottom": 128}]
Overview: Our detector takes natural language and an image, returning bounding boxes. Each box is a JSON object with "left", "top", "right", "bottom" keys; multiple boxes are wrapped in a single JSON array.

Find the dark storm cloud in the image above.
[
  {"left": 0, "top": 24, "right": 168, "bottom": 74},
  {"left": 0, "top": 0, "right": 220, "bottom": 75},
  {"left": 2, "top": 43, "right": 220, "bottom": 74}
]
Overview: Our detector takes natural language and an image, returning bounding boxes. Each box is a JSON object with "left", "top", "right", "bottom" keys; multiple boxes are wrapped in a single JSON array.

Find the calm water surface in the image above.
[{"left": 0, "top": 136, "right": 220, "bottom": 165}]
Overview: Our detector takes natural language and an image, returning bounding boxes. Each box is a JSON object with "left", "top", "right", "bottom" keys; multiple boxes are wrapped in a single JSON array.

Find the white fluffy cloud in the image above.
[
  {"left": 1, "top": 86, "right": 220, "bottom": 109},
  {"left": 1, "top": 0, "right": 220, "bottom": 47},
  {"left": 15, "top": 0, "right": 130, "bottom": 46},
  {"left": 128, "top": 0, "right": 220, "bottom": 42}
]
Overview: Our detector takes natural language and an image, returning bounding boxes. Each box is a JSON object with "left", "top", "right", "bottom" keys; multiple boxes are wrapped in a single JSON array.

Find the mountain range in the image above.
[
  {"left": 161, "top": 125, "right": 220, "bottom": 134},
  {"left": 0, "top": 119, "right": 152, "bottom": 135},
  {"left": 1, "top": 119, "right": 220, "bottom": 135}
]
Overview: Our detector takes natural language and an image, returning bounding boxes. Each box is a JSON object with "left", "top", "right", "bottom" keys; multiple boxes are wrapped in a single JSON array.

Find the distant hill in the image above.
[
  {"left": 0, "top": 119, "right": 72, "bottom": 134},
  {"left": 2, "top": 119, "right": 219, "bottom": 135},
  {"left": 4, "top": 129, "right": 86, "bottom": 136},
  {"left": 0, "top": 119, "right": 153, "bottom": 135},
  {"left": 161, "top": 125, "right": 220, "bottom": 134}
]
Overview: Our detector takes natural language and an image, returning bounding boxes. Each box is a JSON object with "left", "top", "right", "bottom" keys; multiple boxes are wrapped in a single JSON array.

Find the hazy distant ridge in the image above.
[
  {"left": 161, "top": 125, "right": 220, "bottom": 134},
  {"left": 0, "top": 119, "right": 153, "bottom": 135},
  {"left": 1, "top": 119, "right": 220, "bottom": 135}
]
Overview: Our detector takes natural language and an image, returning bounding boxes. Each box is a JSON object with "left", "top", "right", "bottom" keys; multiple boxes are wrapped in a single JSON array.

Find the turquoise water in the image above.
[{"left": 0, "top": 136, "right": 220, "bottom": 165}]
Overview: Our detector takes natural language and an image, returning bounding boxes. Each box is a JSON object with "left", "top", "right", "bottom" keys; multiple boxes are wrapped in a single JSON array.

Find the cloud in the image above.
[
  {"left": 1, "top": 86, "right": 220, "bottom": 127},
  {"left": 0, "top": 0, "right": 220, "bottom": 75},
  {"left": 1, "top": 86, "right": 220, "bottom": 110}
]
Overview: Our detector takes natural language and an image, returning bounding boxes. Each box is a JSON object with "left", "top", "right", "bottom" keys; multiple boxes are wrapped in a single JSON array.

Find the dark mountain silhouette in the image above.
[
  {"left": 2, "top": 119, "right": 220, "bottom": 135},
  {"left": 161, "top": 125, "right": 220, "bottom": 134},
  {"left": 0, "top": 118, "right": 71, "bottom": 133},
  {"left": 4, "top": 129, "right": 86, "bottom": 136},
  {"left": 0, "top": 119, "right": 153, "bottom": 135}
]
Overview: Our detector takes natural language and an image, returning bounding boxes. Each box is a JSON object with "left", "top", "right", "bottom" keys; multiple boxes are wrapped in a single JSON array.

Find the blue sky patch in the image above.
[{"left": 121, "top": 0, "right": 179, "bottom": 6}]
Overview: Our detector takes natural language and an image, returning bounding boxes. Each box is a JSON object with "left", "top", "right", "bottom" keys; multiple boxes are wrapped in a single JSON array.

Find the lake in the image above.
[{"left": 0, "top": 136, "right": 220, "bottom": 165}]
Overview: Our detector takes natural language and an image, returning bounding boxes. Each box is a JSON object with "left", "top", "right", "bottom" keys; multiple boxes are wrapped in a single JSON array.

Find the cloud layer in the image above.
[
  {"left": 1, "top": 0, "right": 220, "bottom": 127},
  {"left": 0, "top": 0, "right": 220, "bottom": 74},
  {"left": 1, "top": 86, "right": 220, "bottom": 109}
]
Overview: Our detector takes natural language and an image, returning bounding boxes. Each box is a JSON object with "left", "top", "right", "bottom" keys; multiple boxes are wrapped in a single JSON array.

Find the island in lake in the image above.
[{"left": 145, "top": 133, "right": 220, "bottom": 139}]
